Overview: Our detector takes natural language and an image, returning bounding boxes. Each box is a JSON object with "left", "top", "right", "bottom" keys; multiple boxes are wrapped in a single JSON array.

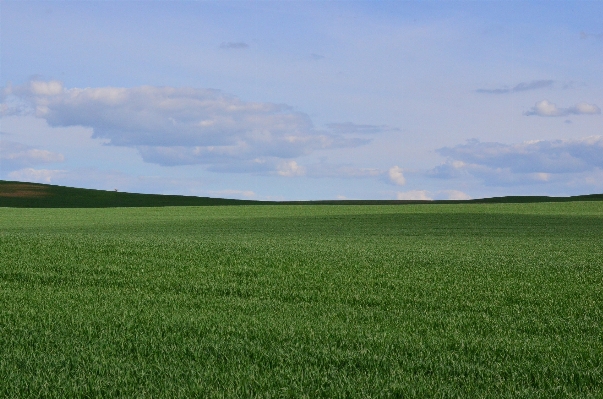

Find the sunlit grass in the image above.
[{"left": 1, "top": 203, "right": 602, "bottom": 397}]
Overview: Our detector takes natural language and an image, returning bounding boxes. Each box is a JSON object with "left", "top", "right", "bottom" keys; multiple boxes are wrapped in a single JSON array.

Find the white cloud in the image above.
[
  {"left": 396, "top": 190, "right": 432, "bottom": 200},
  {"left": 527, "top": 100, "right": 561, "bottom": 116},
  {"left": 277, "top": 160, "right": 305, "bottom": 177},
  {"left": 30, "top": 80, "right": 64, "bottom": 96},
  {"left": 3, "top": 81, "right": 378, "bottom": 174},
  {"left": 8, "top": 168, "right": 66, "bottom": 184},
  {"left": 525, "top": 100, "right": 601, "bottom": 117},
  {"left": 572, "top": 102, "right": 601, "bottom": 114},
  {"left": 1, "top": 140, "right": 65, "bottom": 170},
  {"left": 388, "top": 166, "right": 406, "bottom": 185}
]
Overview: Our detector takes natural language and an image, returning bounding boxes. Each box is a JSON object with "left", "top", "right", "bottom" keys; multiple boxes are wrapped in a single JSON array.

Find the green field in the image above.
[{"left": 1, "top": 202, "right": 602, "bottom": 397}]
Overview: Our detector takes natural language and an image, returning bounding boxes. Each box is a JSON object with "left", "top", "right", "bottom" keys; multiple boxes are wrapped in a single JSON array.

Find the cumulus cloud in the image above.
[
  {"left": 430, "top": 136, "right": 603, "bottom": 186},
  {"left": 476, "top": 80, "right": 554, "bottom": 94},
  {"left": 3, "top": 80, "right": 380, "bottom": 173},
  {"left": 1, "top": 140, "right": 65, "bottom": 170},
  {"left": 388, "top": 166, "right": 406, "bottom": 185},
  {"left": 220, "top": 42, "right": 249, "bottom": 49},
  {"left": 396, "top": 190, "right": 432, "bottom": 200},
  {"left": 571, "top": 102, "right": 601, "bottom": 114},
  {"left": 524, "top": 100, "right": 601, "bottom": 117}
]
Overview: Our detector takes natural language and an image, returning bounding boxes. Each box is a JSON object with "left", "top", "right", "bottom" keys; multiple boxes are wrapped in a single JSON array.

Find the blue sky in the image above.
[{"left": 1, "top": 1, "right": 602, "bottom": 200}]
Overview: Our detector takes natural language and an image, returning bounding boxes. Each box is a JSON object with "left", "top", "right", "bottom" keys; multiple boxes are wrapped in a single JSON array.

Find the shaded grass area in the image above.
[
  {"left": 2, "top": 179, "right": 603, "bottom": 207},
  {"left": 1, "top": 204, "right": 602, "bottom": 397},
  {"left": 0, "top": 180, "right": 249, "bottom": 208}
]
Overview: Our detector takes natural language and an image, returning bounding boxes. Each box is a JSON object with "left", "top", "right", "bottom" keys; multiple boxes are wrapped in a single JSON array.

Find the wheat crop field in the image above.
[{"left": 1, "top": 202, "right": 602, "bottom": 397}]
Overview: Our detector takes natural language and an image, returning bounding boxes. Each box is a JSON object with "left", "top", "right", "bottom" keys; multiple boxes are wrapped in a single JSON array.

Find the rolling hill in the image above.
[{"left": 1, "top": 180, "right": 602, "bottom": 207}]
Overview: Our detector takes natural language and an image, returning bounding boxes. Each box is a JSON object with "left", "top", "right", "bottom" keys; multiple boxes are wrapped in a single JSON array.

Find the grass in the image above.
[{"left": 1, "top": 202, "right": 602, "bottom": 397}]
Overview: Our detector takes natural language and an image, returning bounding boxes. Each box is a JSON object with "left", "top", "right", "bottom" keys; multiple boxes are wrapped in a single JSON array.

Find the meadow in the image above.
[{"left": 1, "top": 202, "right": 602, "bottom": 397}]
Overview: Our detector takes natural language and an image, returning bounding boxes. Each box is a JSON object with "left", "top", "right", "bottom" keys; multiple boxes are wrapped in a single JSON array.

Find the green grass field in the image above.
[{"left": 1, "top": 202, "right": 602, "bottom": 397}]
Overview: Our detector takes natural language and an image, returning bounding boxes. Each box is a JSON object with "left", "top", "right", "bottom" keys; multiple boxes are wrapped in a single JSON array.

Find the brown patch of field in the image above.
[{"left": 0, "top": 184, "right": 51, "bottom": 198}]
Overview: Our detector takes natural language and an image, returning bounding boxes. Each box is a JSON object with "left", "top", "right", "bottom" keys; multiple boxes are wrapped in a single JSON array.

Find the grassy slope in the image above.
[
  {"left": 2, "top": 180, "right": 603, "bottom": 207},
  {"left": 0, "top": 180, "right": 251, "bottom": 208},
  {"left": 1, "top": 203, "right": 602, "bottom": 397}
]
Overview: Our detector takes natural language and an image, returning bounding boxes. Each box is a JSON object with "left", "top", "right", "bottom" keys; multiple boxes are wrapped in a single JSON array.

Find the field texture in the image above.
[{"left": 1, "top": 203, "right": 602, "bottom": 397}]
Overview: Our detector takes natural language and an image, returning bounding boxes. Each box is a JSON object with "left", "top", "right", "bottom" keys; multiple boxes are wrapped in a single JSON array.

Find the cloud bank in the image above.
[
  {"left": 431, "top": 136, "right": 603, "bottom": 186},
  {"left": 2, "top": 80, "right": 390, "bottom": 174}
]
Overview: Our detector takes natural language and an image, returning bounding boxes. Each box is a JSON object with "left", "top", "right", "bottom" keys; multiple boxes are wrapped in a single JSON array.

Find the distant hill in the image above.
[
  {"left": 0, "top": 180, "right": 253, "bottom": 208},
  {"left": 1, "top": 180, "right": 602, "bottom": 208}
]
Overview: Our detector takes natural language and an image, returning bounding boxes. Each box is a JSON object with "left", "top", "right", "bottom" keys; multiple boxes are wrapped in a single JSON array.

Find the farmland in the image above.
[{"left": 1, "top": 202, "right": 602, "bottom": 397}]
